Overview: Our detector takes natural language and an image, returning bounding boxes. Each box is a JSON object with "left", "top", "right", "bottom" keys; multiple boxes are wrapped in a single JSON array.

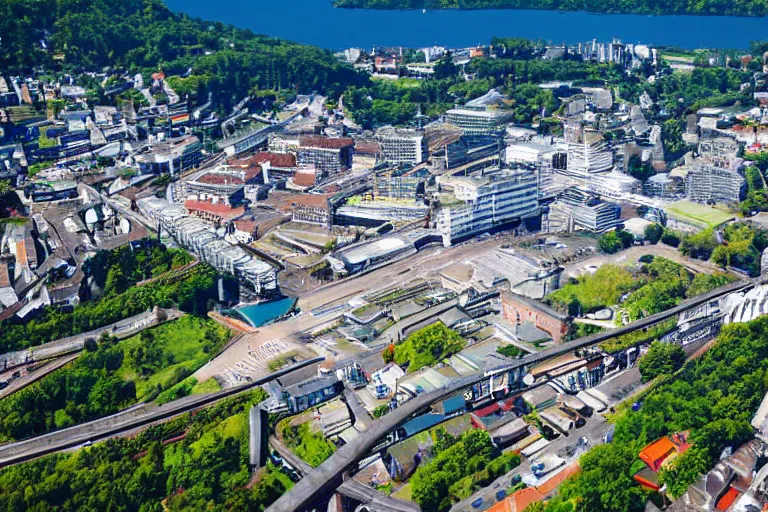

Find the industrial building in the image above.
[
  {"left": 549, "top": 187, "right": 621, "bottom": 233},
  {"left": 375, "top": 127, "right": 427, "bottom": 165},
  {"left": 432, "top": 170, "right": 539, "bottom": 246},
  {"left": 137, "top": 197, "right": 278, "bottom": 296}
]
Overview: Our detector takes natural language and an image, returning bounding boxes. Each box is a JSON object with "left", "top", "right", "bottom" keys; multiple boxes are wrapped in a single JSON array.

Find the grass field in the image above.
[
  {"left": 667, "top": 200, "right": 735, "bottom": 229},
  {"left": 118, "top": 316, "right": 230, "bottom": 401}
]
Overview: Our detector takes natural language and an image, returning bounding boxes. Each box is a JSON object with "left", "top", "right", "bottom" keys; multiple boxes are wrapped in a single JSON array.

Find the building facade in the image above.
[
  {"left": 501, "top": 291, "right": 568, "bottom": 343},
  {"left": 432, "top": 170, "right": 539, "bottom": 246},
  {"left": 376, "top": 127, "right": 427, "bottom": 165}
]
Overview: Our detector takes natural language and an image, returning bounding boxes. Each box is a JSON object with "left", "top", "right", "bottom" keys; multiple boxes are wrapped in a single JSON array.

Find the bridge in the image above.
[
  {"left": 0, "top": 357, "right": 324, "bottom": 468},
  {"left": 266, "top": 278, "right": 753, "bottom": 511}
]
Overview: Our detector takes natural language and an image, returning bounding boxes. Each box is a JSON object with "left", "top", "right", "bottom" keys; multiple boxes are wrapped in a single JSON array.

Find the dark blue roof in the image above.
[
  {"left": 442, "top": 395, "right": 467, "bottom": 416},
  {"left": 400, "top": 413, "right": 444, "bottom": 438}
]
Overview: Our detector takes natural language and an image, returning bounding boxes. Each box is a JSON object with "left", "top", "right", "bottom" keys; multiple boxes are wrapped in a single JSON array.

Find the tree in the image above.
[
  {"left": 644, "top": 223, "right": 664, "bottom": 244},
  {"left": 598, "top": 230, "right": 633, "bottom": 254},
  {"left": 639, "top": 341, "right": 686, "bottom": 381},
  {"left": 598, "top": 231, "right": 622, "bottom": 254},
  {"left": 433, "top": 53, "right": 459, "bottom": 79}
]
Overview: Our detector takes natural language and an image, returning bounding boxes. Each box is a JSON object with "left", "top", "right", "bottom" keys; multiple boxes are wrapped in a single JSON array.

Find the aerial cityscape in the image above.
[{"left": 1, "top": 1, "right": 768, "bottom": 511}]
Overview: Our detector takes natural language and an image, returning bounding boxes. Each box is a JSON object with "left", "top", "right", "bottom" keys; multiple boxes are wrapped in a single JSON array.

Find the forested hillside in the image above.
[
  {"left": 333, "top": 0, "right": 768, "bottom": 17},
  {"left": 0, "top": 0, "right": 366, "bottom": 108}
]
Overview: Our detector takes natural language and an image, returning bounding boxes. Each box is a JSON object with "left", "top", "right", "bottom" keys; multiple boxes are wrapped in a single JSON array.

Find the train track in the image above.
[{"left": 267, "top": 278, "right": 753, "bottom": 511}]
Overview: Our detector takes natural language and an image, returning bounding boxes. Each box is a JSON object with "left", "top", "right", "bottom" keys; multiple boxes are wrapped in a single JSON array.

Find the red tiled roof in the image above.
[
  {"left": 248, "top": 152, "right": 297, "bottom": 168},
  {"left": 196, "top": 167, "right": 261, "bottom": 186},
  {"left": 299, "top": 136, "right": 354, "bottom": 150},
  {"left": 234, "top": 220, "right": 257, "bottom": 233},
  {"left": 355, "top": 141, "right": 382, "bottom": 156},
  {"left": 0, "top": 260, "right": 10, "bottom": 288},
  {"left": 265, "top": 193, "right": 332, "bottom": 212},
  {"left": 184, "top": 200, "right": 245, "bottom": 221},
  {"left": 293, "top": 170, "right": 317, "bottom": 187}
]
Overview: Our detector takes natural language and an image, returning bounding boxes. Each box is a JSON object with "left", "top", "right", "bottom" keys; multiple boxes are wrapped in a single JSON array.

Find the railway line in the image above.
[
  {"left": 267, "top": 278, "right": 753, "bottom": 511},
  {"left": 0, "top": 357, "right": 324, "bottom": 468}
]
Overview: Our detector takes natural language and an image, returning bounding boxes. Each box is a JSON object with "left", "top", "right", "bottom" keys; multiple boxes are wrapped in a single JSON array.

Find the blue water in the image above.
[
  {"left": 165, "top": 0, "right": 768, "bottom": 50},
  {"left": 234, "top": 297, "right": 297, "bottom": 328}
]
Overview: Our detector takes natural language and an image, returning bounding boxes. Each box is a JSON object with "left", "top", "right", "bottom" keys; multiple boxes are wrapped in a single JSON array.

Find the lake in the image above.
[{"left": 164, "top": 0, "right": 768, "bottom": 50}]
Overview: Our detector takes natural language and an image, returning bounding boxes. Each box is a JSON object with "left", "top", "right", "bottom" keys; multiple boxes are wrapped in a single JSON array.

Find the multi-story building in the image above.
[
  {"left": 565, "top": 133, "right": 613, "bottom": 178},
  {"left": 644, "top": 173, "right": 684, "bottom": 200},
  {"left": 375, "top": 127, "right": 427, "bottom": 165},
  {"left": 698, "top": 136, "right": 741, "bottom": 169},
  {"left": 432, "top": 170, "right": 539, "bottom": 246},
  {"left": 686, "top": 163, "right": 745, "bottom": 204},
  {"left": 297, "top": 136, "right": 354, "bottom": 175},
  {"left": 549, "top": 187, "right": 621, "bottom": 233},
  {"left": 137, "top": 197, "right": 277, "bottom": 296},
  {"left": 444, "top": 108, "right": 512, "bottom": 136},
  {"left": 135, "top": 135, "right": 203, "bottom": 175}
]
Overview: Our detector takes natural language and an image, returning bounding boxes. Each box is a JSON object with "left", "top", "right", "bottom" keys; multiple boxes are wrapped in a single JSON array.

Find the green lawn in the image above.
[
  {"left": 118, "top": 316, "right": 231, "bottom": 401},
  {"left": 667, "top": 200, "right": 735, "bottom": 229}
]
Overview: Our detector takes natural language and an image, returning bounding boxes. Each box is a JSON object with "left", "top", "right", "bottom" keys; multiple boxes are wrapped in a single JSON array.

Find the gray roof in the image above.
[{"left": 283, "top": 375, "right": 340, "bottom": 397}]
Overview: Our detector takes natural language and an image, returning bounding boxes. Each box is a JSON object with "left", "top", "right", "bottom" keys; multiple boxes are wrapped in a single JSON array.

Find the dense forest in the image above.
[
  {"left": 0, "top": 317, "right": 229, "bottom": 442},
  {"left": 0, "top": 261, "right": 220, "bottom": 353},
  {"left": 0, "top": 390, "right": 290, "bottom": 512},
  {"left": 0, "top": 0, "right": 367, "bottom": 110},
  {"left": 333, "top": 0, "right": 768, "bottom": 17}
]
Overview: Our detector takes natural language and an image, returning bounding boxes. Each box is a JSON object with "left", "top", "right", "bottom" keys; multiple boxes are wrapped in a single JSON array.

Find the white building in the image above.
[
  {"left": 565, "top": 133, "right": 613, "bottom": 177},
  {"left": 137, "top": 197, "right": 277, "bottom": 295},
  {"left": 376, "top": 126, "right": 426, "bottom": 165},
  {"left": 432, "top": 170, "right": 539, "bottom": 246}
]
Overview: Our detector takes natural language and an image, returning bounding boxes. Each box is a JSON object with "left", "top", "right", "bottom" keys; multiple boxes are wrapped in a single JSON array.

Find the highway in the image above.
[
  {"left": 0, "top": 357, "right": 324, "bottom": 468},
  {"left": 266, "top": 278, "right": 752, "bottom": 512}
]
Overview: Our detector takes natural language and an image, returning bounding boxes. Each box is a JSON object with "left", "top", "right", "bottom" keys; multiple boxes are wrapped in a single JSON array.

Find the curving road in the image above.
[
  {"left": 267, "top": 278, "right": 752, "bottom": 511},
  {"left": 0, "top": 357, "right": 324, "bottom": 468}
]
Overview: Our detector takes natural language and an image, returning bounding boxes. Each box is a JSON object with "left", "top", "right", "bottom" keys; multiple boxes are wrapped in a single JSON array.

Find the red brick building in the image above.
[{"left": 501, "top": 291, "right": 568, "bottom": 343}]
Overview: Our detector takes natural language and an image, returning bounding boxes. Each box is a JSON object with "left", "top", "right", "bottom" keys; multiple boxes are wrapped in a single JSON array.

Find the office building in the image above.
[
  {"left": 686, "top": 163, "right": 745, "bottom": 205},
  {"left": 432, "top": 170, "right": 539, "bottom": 246},
  {"left": 549, "top": 187, "right": 621, "bottom": 233},
  {"left": 376, "top": 127, "right": 427, "bottom": 165},
  {"left": 565, "top": 133, "right": 613, "bottom": 177},
  {"left": 297, "top": 136, "right": 354, "bottom": 175},
  {"left": 137, "top": 197, "right": 277, "bottom": 296},
  {"left": 444, "top": 108, "right": 511, "bottom": 136}
]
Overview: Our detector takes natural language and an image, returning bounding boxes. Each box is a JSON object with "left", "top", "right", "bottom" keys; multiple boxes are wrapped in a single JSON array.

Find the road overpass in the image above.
[
  {"left": 267, "top": 278, "right": 752, "bottom": 511},
  {"left": 0, "top": 357, "right": 324, "bottom": 468}
]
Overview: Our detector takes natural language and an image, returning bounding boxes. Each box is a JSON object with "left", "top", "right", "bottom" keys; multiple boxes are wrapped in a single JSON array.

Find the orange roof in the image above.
[
  {"left": 639, "top": 437, "right": 678, "bottom": 472},
  {"left": 184, "top": 200, "right": 245, "bottom": 221},
  {"left": 299, "top": 136, "right": 354, "bottom": 150},
  {"left": 716, "top": 487, "right": 740, "bottom": 511},
  {"left": 537, "top": 461, "right": 580, "bottom": 496},
  {"left": 488, "top": 486, "right": 549, "bottom": 512}
]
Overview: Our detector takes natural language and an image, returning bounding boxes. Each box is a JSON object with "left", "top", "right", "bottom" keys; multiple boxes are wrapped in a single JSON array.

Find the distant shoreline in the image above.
[{"left": 330, "top": 0, "right": 768, "bottom": 19}]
